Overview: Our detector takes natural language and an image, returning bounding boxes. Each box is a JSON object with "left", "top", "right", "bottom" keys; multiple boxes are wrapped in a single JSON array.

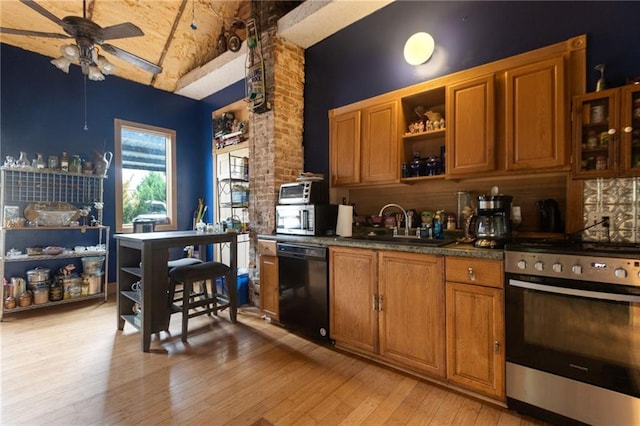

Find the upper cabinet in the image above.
[
  {"left": 399, "top": 87, "right": 447, "bottom": 183},
  {"left": 504, "top": 56, "right": 568, "bottom": 171},
  {"left": 572, "top": 84, "right": 640, "bottom": 179},
  {"left": 446, "top": 75, "right": 496, "bottom": 177},
  {"left": 361, "top": 100, "right": 399, "bottom": 184},
  {"left": 329, "top": 99, "right": 399, "bottom": 187},
  {"left": 328, "top": 35, "right": 586, "bottom": 187},
  {"left": 329, "top": 110, "right": 361, "bottom": 186}
]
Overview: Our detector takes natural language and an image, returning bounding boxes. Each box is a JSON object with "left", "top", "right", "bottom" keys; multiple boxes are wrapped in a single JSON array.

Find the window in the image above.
[{"left": 114, "top": 119, "right": 177, "bottom": 233}]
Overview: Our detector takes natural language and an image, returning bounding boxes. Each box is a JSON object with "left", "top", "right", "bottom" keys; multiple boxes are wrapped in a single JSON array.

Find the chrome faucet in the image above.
[{"left": 378, "top": 203, "right": 419, "bottom": 238}]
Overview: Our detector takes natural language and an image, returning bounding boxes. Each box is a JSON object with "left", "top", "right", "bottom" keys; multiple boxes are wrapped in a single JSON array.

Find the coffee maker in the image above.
[{"left": 473, "top": 194, "right": 513, "bottom": 248}]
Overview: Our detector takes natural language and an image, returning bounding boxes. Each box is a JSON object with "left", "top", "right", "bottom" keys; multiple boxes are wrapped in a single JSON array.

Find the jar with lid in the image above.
[
  {"left": 60, "top": 152, "right": 69, "bottom": 172},
  {"left": 587, "top": 131, "right": 598, "bottom": 149},
  {"left": 4, "top": 295, "right": 16, "bottom": 309},
  {"left": 596, "top": 155, "right": 607, "bottom": 170},
  {"left": 49, "top": 279, "right": 63, "bottom": 302},
  {"left": 18, "top": 291, "right": 32, "bottom": 307}
]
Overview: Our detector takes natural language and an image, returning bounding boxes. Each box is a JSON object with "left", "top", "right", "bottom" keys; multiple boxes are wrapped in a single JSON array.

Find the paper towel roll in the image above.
[{"left": 336, "top": 204, "right": 353, "bottom": 237}]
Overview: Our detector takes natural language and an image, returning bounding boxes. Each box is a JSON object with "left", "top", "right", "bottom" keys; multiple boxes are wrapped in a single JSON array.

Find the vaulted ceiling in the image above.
[
  {"left": 0, "top": 0, "right": 394, "bottom": 99},
  {"left": 0, "top": 0, "right": 263, "bottom": 92}
]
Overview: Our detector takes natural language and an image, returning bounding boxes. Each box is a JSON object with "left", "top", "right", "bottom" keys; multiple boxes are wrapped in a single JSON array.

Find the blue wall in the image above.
[
  {"left": 2, "top": 1, "right": 640, "bottom": 276},
  {"left": 0, "top": 43, "right": 243, "bottom": 276},
  {"left": 303, "top": 1, "right": 640, "bottom": 176}
]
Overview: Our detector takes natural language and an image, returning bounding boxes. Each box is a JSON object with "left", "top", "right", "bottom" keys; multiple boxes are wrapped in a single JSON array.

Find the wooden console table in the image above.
[{"left": 114, "top": 230, "right": 238, "bottom": 352}]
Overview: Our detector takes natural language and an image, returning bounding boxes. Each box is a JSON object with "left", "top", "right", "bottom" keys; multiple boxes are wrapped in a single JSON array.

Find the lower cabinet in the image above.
[
  {"left": 445, "top": 257, "right": 505, "bottom": 400},
  {"left": 258, "top": 240, "right": 279, "bottom": 320},
  {"left": 329, "top": 246, "right": 377, "bottom": 353},
  {"left": 330, "top": 246, "right": 445, "bottom": 377},
  {"left": 329, "top": 246, "right": 505, "bottom": 401}
]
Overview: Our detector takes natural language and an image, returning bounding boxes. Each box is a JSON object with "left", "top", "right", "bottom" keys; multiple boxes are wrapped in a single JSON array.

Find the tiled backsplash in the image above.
[{"left": 583, "top": 177, "right": 640, "bottom": 242}]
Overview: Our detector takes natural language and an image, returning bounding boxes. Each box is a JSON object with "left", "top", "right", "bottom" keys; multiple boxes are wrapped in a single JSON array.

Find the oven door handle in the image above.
[{"left": 509, "top": 279, "right": 640, "bottom": 303}]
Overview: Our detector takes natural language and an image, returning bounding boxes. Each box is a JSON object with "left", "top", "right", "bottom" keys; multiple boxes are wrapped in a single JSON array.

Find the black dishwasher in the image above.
[{"left": 276, "top": 242, "right": 330, "bottom": 342}]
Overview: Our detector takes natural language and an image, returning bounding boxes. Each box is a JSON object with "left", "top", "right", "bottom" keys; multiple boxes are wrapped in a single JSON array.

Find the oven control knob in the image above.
[
  {"left": 614, "top": 268, "right": 628, "bottom": 279},
  {"left": 552, "top": 263, "right": 563, "bottom": 273},
  {"left": 517, "top": 260, "right": 527, "bottom": 270},
  {"left": 572, "top": 264, "right": 583, "bottom": 275},
  {"left": 534, "top": 261, "right": 544, "bottom": 271}
]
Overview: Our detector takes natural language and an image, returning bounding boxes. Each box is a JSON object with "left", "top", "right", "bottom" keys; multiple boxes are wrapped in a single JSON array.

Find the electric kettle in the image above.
[{"left": 537, "top": 199, "right": 563, "bottom": 233}]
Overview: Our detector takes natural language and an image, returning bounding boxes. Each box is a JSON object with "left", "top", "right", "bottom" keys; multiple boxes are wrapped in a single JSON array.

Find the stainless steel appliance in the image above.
[
  {"left": 276, "top": 242, "right": 330, "bottom": 342},
  {"left": 505, "top": 241, "right": 640, "bottom": 425},
  {"left": 474, "top": 195, "right": 513, "bottom": 248},
  {"left": 275, "top": 204, "right": 337, "bottom": 236},
  {"left": 278, "top": 181, "right": 328, "bottom": 205}
]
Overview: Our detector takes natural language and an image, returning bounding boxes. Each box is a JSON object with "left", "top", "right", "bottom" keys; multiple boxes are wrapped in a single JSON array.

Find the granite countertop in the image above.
[{"left": 257, "top": 233, "right": 504, "bottom": 260}]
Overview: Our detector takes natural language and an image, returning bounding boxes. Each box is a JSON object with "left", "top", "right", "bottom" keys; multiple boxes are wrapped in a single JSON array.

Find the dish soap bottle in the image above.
[{"left": 433, "top": 212, "right": 443, "bottom": 239}]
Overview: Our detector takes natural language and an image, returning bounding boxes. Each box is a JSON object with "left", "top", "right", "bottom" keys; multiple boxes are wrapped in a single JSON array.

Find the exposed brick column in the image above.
[{"left": 247, "top": 27, "right": 304, "bottom": 304}]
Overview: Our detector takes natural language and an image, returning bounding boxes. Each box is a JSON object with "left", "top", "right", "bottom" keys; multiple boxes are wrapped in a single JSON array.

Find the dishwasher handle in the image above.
[{"left": 276, "top": 243, "right": 327, "bottom": 261}]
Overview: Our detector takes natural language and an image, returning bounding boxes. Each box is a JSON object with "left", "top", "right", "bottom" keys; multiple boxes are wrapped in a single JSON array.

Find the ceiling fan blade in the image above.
[
  {"left": 19, "top": 0, "right": 65, "bottom": 27},
  {"left": 102, "top": 43, "right": 162, "bottom": 75},
  {"left": 100, "top": 23, "right": 144, "bottom": 41},
  {"left": 0, "top": 27, "right": 70, "bottom": 39}
]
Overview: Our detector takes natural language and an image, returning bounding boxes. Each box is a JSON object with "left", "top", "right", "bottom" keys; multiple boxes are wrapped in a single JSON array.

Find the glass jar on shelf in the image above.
[{"left": 69, "top": 155, "right": 82, "bottom": 174}]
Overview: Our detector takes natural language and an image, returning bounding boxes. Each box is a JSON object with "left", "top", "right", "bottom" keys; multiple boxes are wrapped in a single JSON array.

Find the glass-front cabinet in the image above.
[{"left": 572, "top": 83, "right": 640, "bottom": 179}]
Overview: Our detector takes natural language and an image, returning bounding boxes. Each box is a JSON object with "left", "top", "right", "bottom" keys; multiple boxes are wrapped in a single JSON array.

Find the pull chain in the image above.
[
  {"left": 190, "top": 0, "right": 198, "bottom": 30},
  {"left": 83, "top": 75, "right": 89, "bottom": 131}
]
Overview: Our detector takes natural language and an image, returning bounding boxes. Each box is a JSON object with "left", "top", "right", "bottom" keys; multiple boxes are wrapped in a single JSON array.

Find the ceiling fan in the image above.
[{"left": 0, "top": 0, "right": 162, "bottom": 80}]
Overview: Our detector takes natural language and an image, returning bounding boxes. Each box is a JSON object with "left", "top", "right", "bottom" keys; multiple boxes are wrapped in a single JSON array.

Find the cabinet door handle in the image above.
[
  {"left": 468, "top": 267, "right": 476, "bottom": 281},
  {"left": 378, "top": 295, "right": 383, "bottom": 312},
  {"left": 494, "top": 340, "right": 500, "bottom": 353},
  {"left": 373, "top": 295, "right": 378, "bottom": 311}
]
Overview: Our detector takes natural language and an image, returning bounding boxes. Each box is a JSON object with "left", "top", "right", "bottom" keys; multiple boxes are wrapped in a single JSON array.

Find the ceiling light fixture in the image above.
[
  {"left": 50, "top": 42, "right": 115, "bottom": 81},
  {"left": 404, "top": 32, "right": 435, "bottom": 66}
]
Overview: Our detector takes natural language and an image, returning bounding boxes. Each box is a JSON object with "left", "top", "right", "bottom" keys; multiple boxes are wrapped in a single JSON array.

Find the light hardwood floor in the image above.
[{"left": 1, "top": 298, "right": 547, "bottom": 425}]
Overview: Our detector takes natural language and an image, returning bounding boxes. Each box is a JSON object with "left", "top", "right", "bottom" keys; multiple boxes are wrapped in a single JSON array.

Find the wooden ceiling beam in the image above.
[{"left": 151, "top": 0, "right": 189, "bottom": 86}]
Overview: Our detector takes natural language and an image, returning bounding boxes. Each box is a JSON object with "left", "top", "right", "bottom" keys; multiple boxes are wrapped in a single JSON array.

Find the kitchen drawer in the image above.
[
  {"left": 445, "top": 257, "right": 503, "bottom": 288},
  {"left": 258, "top": 240, "right": 277, "bottom": 256}
]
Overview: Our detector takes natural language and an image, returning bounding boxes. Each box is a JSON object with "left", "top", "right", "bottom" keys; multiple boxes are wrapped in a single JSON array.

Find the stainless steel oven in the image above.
[{"left": 505, "top": 243, "right": 640, "bottom": 425}]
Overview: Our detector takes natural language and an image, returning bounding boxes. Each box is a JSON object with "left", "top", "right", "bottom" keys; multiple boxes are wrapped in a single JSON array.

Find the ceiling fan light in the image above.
[
  {"left": 97, "top": 56, "right": 116, "bottom": 75},
  {"left": 60, "top": 44, "right": 80, "bottom": 61},
  {"left": 51, "top": 56, "right": 71, "bottom": 73},
  {"left": 88, "top": 66, "right": 105, "bottom": 81}
]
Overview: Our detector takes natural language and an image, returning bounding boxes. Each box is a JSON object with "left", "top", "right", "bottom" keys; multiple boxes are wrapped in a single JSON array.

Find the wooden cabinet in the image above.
[
  {"left": 361, "top": 100, "right": 399, "bottom": 183},
  {"left": 572, "top": 84, "right": 640, "bottom": 178},
  {"left": 258, "top": 240, "right": 278, "bottom": 320},
  {"left": 329, "top": 110, "right": 361, "bottom": 186},
  {"left": 445, "top": 257, "right": 505, "bottom": 400},
  {"left": 329, "top": 99, "right": 399, "bottom": 186},
  {"left": 329, "top": 246, "right": 378, "bottom": 353},
  {"left": 446, "top": 74, "right": 496, "bottom": 177},
  {"left": 378, "top": 251, "right": 445, "bottom": 376},
  {"left": 505, "top": 56, "right": 568, "bottom": 171},
  {"left": 399, "top": 87, "right": 446, "bottom": 182},
  {"left": 330, "top": 246, "right": 445, "bottom": 377}
]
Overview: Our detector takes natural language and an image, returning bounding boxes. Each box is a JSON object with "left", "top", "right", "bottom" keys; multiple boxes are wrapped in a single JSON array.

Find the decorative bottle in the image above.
[{"left": 60, "top": 152, "right": 69, "bottom": 172}]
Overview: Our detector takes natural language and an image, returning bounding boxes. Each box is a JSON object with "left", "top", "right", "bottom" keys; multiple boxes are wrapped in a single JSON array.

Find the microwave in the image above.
[
  {"left": 276, "top": 204, "right": 338, "bottom": 236},
  {"left": 278, "top": 181, "right": 327, "bottom": 205}
]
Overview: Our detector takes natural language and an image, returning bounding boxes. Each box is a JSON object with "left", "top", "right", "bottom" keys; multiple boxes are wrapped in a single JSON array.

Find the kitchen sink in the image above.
[{"left": 346, "top": 234, "right": 457, "bottom": 247}]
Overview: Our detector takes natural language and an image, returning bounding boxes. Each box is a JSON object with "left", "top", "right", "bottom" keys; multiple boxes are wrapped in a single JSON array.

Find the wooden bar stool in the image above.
[{"left": 168, "top": 261, "right": 232, "bottom": 342}]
